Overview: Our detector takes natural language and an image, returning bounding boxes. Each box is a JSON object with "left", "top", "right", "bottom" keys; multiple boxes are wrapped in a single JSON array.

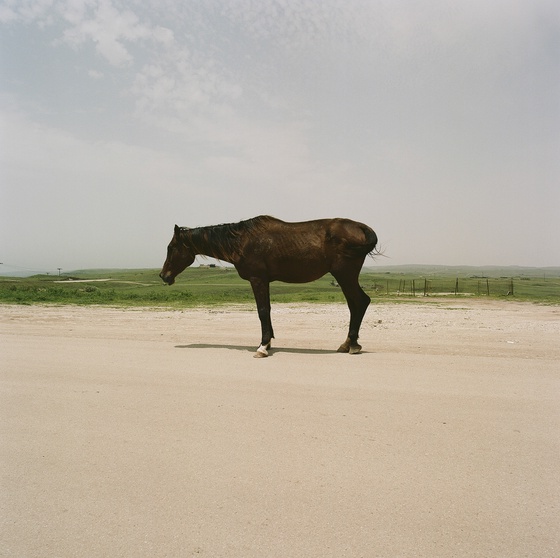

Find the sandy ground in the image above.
[{"left": 1, "top": 300, "right": 559, "bottom": 558}]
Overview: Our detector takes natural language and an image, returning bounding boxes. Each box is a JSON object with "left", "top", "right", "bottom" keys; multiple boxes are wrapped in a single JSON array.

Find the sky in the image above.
[{"left": 1, "top": 0, "right": 559, "bottom": 273}]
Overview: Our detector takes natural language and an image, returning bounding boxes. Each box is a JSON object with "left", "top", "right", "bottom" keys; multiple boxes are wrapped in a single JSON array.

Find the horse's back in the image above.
[
  {"left": 255, "top": 216, "right": 376, "bottom": 244},
  {"left": 251, "top": 215, "right": 377, "bottom": 257}
]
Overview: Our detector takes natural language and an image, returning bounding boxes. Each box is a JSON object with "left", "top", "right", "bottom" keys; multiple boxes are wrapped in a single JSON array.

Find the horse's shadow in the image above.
[{"left": 175, "top": 343, "right": 343, "bottom": 356}]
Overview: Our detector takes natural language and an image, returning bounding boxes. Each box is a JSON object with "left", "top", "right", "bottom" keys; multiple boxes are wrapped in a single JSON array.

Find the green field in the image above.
[{"left": 1, "top": 266, "right": 559, "bottom": 306}]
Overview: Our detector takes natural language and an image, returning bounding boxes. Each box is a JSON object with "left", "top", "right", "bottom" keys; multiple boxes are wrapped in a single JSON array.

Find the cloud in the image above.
[
  {"left": 88, "top": 69, "right": 103, "bottom": 79},
  {"left": 13, "top": 1, "right": 245, "bottom": 134},
  {"left": 0, "top": 0, "right": 55, "bottom": 24},
  {"left": 59, "top": 0, "right": 155, "bottom": 66},
  {"left": 0, "top": 105, "right": 185, "bottom": 184},
  {"left": 131, "top": 45, "right": 242, "bottom": 121},
  {"left": 217, "top": 0, "right": 362, "bottom": 51},
  {"left": 0, "top": 0, "right": 176, "bottom": 67},
  {"left": 1, "top": 0, "right": 558, "bottom": 267},
  {"left": 0, "top": 105, "right": 202, "bottom": 268}
]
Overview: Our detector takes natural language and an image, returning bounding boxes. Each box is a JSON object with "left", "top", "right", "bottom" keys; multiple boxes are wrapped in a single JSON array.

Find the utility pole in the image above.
[{"left": 57, "top": 268, "right": 62, "bottom": 276}]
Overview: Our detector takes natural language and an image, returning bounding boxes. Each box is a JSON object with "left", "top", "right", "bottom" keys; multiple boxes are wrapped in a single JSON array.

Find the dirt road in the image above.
[{"left": 1, "top": 301, "right": 559, "bottom": 557}]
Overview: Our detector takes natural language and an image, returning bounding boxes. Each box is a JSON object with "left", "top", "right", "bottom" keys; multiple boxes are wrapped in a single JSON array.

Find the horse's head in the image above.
[{"left": 159, "top": 225, "right": 196, "bottom": 285}]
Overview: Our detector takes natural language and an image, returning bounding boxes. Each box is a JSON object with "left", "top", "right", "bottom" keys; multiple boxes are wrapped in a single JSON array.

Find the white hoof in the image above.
[{"left": 254, "top": 344, "right": 269, "bottom": 358}]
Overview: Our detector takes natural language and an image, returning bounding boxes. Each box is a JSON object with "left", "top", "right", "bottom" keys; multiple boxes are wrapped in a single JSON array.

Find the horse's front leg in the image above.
[{"left": 249, "top": 277, "right": 274, "bottom": 358}]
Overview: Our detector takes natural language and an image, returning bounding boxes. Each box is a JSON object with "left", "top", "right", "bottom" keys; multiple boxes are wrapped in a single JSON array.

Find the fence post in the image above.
[
  {"left": 454, "top": 278, "right": 459, "bottom": 296},
  {"left": 486, "top": 278, "right": 490, "bottom": 296}
]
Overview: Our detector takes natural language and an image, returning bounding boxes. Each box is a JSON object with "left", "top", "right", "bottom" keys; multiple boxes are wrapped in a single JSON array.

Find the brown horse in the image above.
[{"left": 160, "top": 215, "right": 378, "bottom": 358}]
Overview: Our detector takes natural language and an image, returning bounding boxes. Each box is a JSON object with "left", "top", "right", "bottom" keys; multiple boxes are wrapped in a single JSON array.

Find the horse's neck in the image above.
[{"left": 188, "top": 226, "right": 238, "bottom": 264}]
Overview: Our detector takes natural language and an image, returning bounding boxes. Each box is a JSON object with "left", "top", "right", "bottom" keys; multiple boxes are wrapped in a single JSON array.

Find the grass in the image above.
[{"left": 0, "top": 267, "right": 558, "bottom": 307}]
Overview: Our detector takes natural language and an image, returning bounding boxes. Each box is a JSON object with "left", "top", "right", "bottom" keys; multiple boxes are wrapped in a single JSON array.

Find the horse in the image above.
[{"left": 159, "top": 215, "right": 378, "bottom": 358}]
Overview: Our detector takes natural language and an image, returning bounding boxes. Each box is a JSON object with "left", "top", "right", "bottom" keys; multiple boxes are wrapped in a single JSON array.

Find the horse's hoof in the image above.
[
  {"left": 254, "top": 344, "right": 270, "bottom": 358},
  {"left": 349, "top": 344, "right": 362, "bottom": 355},
  {"left": 337, "top": 338, "right": 352, "bottom": 352}
]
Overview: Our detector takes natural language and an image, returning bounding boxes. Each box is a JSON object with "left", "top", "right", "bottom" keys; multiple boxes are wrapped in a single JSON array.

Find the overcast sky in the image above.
[{"left": 1, "top": 0, "right": 559, "bottom": 273}]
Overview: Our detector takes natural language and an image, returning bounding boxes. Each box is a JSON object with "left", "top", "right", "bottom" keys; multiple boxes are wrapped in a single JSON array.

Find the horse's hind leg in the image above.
[{"left": 333, "top": 269, "right": 371, "bottom": 354}]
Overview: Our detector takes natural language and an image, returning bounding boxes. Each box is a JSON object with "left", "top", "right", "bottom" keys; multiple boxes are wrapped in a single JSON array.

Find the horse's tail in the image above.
[{"left": 363, "top": 226, "right": 378, "bottom": 256}]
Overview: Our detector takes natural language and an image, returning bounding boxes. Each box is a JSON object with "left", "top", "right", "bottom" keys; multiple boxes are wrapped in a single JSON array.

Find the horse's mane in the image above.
[{"left": 181, "top": 216, "right": 276, "bottom": 258}]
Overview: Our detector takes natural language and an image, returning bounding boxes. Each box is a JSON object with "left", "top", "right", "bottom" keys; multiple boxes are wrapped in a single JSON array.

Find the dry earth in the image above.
[{"left": 1, "top": 301, "right": 559, "bottom": 557}]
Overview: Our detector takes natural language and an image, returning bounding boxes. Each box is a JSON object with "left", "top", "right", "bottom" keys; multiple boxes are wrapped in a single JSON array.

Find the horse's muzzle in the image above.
[{"left": 159, "top": 272, "right": 175, "bottom": 285}]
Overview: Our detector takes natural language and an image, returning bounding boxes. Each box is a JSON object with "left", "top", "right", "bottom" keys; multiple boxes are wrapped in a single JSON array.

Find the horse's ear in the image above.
[{"left": 174, "top": 224, "right": 180, "bottom": 236}]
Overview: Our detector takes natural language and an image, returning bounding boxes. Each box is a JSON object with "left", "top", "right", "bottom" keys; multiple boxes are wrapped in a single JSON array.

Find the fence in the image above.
[{"left": 361, "top": 275, "right": 559, "bottom": 299}]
